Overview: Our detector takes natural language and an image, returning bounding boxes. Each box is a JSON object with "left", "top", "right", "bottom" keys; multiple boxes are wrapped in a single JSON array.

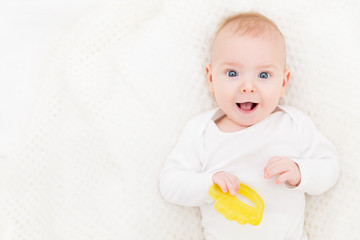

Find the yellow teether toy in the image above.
[{"left": 209, "top": 184, "right": 264, "bottom": 225}]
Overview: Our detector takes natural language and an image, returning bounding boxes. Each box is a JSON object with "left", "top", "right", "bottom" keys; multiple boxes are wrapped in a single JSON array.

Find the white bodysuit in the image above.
[{"left": 159, "top": 105, "right": 339, "bottom": 240}]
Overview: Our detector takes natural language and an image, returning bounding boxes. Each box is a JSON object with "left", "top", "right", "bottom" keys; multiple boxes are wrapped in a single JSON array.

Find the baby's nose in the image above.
[{"left": 240, "top": 85, "right": 256, "bottom": 93}]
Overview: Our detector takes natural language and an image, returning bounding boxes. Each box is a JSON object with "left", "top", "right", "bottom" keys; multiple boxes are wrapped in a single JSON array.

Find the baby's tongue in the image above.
[{"left": 240, "top": 102, "right": 252, "bottom": 111}]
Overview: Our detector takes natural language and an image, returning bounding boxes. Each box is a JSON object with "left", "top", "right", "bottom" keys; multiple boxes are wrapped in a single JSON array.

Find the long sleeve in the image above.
[
  {"left": 159, "top": 115, "right": 214, "bottom": 207},
  {"left": 291, "top": 112, "right": 340, "bottom": 195}
]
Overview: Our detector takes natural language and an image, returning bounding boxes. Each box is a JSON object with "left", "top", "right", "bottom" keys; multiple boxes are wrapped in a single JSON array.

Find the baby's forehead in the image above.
[
  {"left": 211, "top": 25, "right": 287, "bottom": 68},
  {"left": 212, "top": 26, "right": 286, "bottom": 57}
]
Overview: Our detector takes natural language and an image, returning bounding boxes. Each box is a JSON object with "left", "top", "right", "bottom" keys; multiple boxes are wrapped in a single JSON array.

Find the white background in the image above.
[{"left": 0, "top": 0, "right": 111, "bottom": 156}]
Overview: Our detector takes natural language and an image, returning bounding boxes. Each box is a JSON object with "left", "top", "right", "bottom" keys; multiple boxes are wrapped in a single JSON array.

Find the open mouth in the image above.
[{"left": 236, "top": 102, "right": 258, "bottom": 112}]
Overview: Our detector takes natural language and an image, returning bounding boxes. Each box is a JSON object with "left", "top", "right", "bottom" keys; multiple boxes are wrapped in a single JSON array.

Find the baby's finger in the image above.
[
  {"left": 265, "top": 157, "right": 289, "bottom": 169},
  {"left": 264, "top": 160, "right": 284, "bottom": 176},
  {"left": 265, "top": 164, "right": 289, "bottom": 179},
  {"left": 216, "top": 180, "right": 228, "bottom": 193},
  {"left": 274, "top": 172, "right": 291, "bottom": 184},
  {"left": 234, "top": 177, "right": 241, "bottom": 193},
  {"left": 224, "top": 178, "right": 237, "bottom": 196},
  {"left": 267, "top": 156, "right": 283, "bottom": 164}
]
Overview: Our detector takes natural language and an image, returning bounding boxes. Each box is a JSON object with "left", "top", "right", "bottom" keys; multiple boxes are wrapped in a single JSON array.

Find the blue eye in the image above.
[
  {"left": 259, "top": 72, "right": 270, "bottom": 79},
  {"left": 227, "top": 70, "right": 238, "bottom": 77}
]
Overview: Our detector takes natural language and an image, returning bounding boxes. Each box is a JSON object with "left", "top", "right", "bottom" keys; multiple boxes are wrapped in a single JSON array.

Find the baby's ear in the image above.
[
  {"left": 205, "top": 64, "right": 214, "bottom": 93},
  {"left": 280, "top": 69, "right": 291, "bottom": 97}
]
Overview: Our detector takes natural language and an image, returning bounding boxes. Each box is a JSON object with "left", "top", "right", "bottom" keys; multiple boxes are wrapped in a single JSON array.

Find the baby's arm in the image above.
[
  {"left": 159, "top": 116, "right": 214, "bottom": 207},
  {"left": 266, "top": 111, "right": 339, "bottom": 194}
]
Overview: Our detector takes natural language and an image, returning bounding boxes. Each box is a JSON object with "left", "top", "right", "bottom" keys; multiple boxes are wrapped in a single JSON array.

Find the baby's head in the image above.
[{"left": 206, "top": 12, "right": 291, "bottom": 130}]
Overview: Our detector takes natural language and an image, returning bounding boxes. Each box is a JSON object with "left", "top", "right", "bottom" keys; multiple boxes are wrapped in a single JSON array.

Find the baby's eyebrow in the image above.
[
  {"left": 220, "top": 62, "right": 278, "bottom": 71},
  {"left": 221, "top": 62, "right": 243, "bottom": 68},
  {"left": 256, "top": 64, "right": 277, "bottom": 70}
]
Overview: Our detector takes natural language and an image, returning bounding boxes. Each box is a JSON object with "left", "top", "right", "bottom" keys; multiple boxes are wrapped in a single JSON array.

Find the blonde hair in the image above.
[{"left": 214, "top": 12, "right": 284, "bottom": 40}]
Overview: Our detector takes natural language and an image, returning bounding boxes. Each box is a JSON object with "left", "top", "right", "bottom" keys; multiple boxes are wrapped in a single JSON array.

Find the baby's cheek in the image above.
[{"left": 263, "top": 90, "right": 282, "bottom": 107}]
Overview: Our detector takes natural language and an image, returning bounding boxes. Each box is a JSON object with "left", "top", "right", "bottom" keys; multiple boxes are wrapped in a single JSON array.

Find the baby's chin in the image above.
[
  {"left": 231, "top": 110, "right": 272, "bottom": 128},
  {"left": 224, "top": 116, "right": 261, "bottom": 131},
  {"left": 235, "top": 119, "right": 262, "bottom": 128}
]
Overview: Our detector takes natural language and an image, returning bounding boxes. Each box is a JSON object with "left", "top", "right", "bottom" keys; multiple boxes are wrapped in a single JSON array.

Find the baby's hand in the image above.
[
  {"left": 212, "top": 171, "right": 240, "bottom": 196},
  {"left": 264, "top": 156, "right": 301, "bottom": 186}
]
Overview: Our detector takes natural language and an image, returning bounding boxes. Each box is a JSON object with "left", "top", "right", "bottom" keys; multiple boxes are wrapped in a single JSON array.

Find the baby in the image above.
[{"left": 159, "top": 12, "right": 339, "bottom": 240}]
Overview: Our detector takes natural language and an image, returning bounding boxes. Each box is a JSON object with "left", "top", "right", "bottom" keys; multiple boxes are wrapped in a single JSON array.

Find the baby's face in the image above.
[{"left": 206, "top": 27, "right": 290, "bottom": 130}]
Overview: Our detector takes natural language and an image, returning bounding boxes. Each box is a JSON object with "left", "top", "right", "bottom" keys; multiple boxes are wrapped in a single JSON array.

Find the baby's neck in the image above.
[
  {"left": 215, "top": 116, "right": 249, "bottom": 133},
  {"left": 215, "top": 107, "right": 281, "bottom": 133}
]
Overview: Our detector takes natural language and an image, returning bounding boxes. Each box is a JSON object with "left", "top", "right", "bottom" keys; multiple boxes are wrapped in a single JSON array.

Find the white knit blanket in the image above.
[{"left": 1, "top": 0, "right": 359, "bottom": 239}]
